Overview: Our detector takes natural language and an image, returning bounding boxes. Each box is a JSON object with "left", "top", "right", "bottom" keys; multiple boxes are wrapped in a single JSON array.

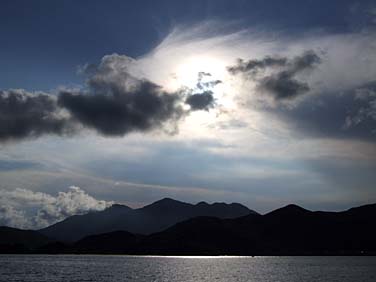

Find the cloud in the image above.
[
  {"left": 0, "top": 22, "right": 375, "bottom": 149},
  {"left": 0, "top": 205, "right": 29, "bottom": 229},
  {"left": 344, "top": 86, "right": 376, "bottom": 132},
  {"left": 83, "top": 27, "right": 374, "bottom": 146},
  {"left": 228, "top": 50, "right": 321, "bottom": 100},
  {"left": 58, "top": 85, "right": 184, "bottom": 136},
  {"left": 1, "top": 22, "right": 376, "bottom": 214},
  {"left": 268, "top": 82, "right": 376, "bottom": 142},
  {"left": 196, "top": 71, "right": 222, "bottom": 90},
  {"left": 0, "top": 186, "right": 113, "bottom": 229},
  {"left": 185, "top": 91, "right": 215, "bottom": 111},
  {"left": 59, "top": 54, "right": 188, "bottom": 136},
  {"left": 0, "top": 54, "right": 223, "bottom": 142},
  {"left": 0, "top": 89, "right": 72, "bottom": 142},
  {"left": 227, "top": 57, "right": 287, "bottom": 74}
]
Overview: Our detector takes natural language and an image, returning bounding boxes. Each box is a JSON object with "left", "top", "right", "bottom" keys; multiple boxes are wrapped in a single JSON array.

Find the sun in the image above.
[
  {"left": 167, "top": 55, "right": 236, "bottom": 110},
  {"left": 173, "top": 55, "right": 227, "bottom": 89},
  {"left": 163, "top": 55, "right": 239, "bottom": 135}
]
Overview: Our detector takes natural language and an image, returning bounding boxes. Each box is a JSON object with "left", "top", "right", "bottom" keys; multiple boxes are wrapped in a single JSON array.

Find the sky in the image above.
[{"left": 0, "top": 0, "right": 376, "bottom": 229}]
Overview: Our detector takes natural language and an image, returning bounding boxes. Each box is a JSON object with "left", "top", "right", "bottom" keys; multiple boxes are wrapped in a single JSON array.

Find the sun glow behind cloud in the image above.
[
  {"left": 169, "top": 54, "right": 244, "bottom": 134},
  {"left": 171, "top": 56, "right": 225, "bottom": 89},
  {"left": 135, "top": 26, "right": 258, "bottom": 136}
]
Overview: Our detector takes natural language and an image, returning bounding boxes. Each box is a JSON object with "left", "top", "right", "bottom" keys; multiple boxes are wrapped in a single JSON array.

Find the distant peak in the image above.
[
  {"left": 266, "top": 204, "right": 310, "bottom": 216},
  {"left": 196, "top": 201, "right": 209, "bottom": 206},
  {"left": 285, "top": 204, "right": 306, "bottom": 210},
  {"left": 144, "top": 198, "right": 190, "bottom": 209},
  {"left": 152, "top": 198, "right": 182, "bottom": 205},
  {"left": 282, "top": 204, "right": 310, "bottom": 212},
  {"left": 159, "top": 197, "right": 178, "bottom": 203}
]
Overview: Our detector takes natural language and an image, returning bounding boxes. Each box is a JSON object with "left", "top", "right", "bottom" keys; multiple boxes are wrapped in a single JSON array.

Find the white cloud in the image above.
[
  {"left": 0, "top": 186, "right": 113, "bottom": 229},
  {"left": 0, "top": 204, "right": 29, "bottom": 229}
]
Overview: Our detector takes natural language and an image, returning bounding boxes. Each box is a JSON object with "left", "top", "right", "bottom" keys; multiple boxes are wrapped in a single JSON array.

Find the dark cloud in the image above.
[
  {"left": 182, "top": 72, "right": 220, "bottom": 111},
  {"left": 228, "top": 50, "right": 321, "bottom": 100},
  {"left": 0, "top": 90, "right": 71, "bottom": 142},
  {"left": 344, "top": 87, "right": 376, "bottom": 131},
  {"left": 58, "top": 55, "right": 222, "bottom": 136},
  {"left": 58, "top": 81, "right": 184, "bottom": 136},
  {"left": 0, "top": 84, "right": 186, "bottom": 142},
  {"left": 185, "top": 90, "right": 215, "bottom": 111},
  {"left": 59, "top": 54, "right": 187, "bottom": 136},
  {"left": 271, "top": 82, "right": 376, "bottom": 141},
  {"left": 290, "top": 50, "right": 321, "bottom": 73},
  {"left": 228, "top": 51, "right": 376, "bottom": 142},
  {"left": 0, "top": 55, "right": 224, "bottom": 142},
  {"left": 227, "top": 57, "right": 287, "bottom": 74},
  {"left": 202, "top": 80, "right": 222, "bottom": 89},
  {"left": 258, "top": 71, "right": 310, "bottom": 99},
  {"left": 196, "top": 72, "right": 222, "bottom": 90}
]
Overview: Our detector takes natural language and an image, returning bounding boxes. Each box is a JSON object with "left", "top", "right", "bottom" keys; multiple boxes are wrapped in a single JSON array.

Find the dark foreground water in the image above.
[{"left": 0, "top": 255, "right": 376, "bottom": 282}]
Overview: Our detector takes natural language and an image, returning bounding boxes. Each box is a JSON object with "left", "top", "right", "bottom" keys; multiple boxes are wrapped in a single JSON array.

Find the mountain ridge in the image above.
[
  {"left": 39, "top": 198, "right": 256, "bottom": 241},
  {"left": 1, "top": 201, "right": 375, "bottom": 255}
]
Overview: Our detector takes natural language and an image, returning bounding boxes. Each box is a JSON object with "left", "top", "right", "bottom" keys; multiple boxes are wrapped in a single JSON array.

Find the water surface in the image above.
[{"left": 0, "top": 255, "right": 375, "bottom": 282}]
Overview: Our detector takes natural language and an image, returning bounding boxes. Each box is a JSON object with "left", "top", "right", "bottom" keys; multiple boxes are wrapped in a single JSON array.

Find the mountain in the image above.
[
  {"left": 3, "top": 202, "right": 375, "bottom": 255},
  {"left": 39, "top": 198, "right": 255, "bottom": 242},
  {"left": 0, "top": 226, "right": 51, "bottom": 253},
  {"left": 39, "top": 203, "right": 134, "bottom": 242},
  {"left": 59, "top": 203, "right": 375, "bottom": 255},
  {"left": 136, "top": 203, "right": 376, "bottom": 255}
]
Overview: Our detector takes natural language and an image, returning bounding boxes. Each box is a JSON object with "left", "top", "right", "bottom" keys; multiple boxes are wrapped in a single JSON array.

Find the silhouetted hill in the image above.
[
  {"left": 0, "top": 226, "right": 51, "bottom": 253},
  {"left": 2, "top": 202, "right": 375, "bottom": 255},
  {"left": 68, "top": 202, "right": 376, "bottom": 255},
  {"left": 39, "top": 203, "right": 134, "bottom": 242},
  {"left": 39, "top": 198, "right": 255, "bottom": 241},
  {"left": 138, "top": 216, "right": 253, "bottom": 255},
  {"left": 264, "top": 204, "right": 310, "bottom": 218},
  {"left": 137, "top": 203, "right": 376, "bottom": 255}
]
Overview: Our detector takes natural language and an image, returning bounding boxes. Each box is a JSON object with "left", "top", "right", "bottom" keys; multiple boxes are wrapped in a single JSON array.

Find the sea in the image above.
[{"left": 0, "top": 255, "right": 375, "bottom": 282}]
